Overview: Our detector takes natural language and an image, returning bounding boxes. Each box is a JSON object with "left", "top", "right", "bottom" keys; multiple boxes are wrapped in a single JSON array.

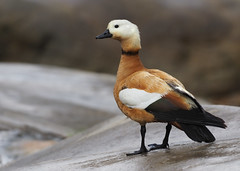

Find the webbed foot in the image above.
[
  {"left": 126, "top": 146, "right": 148, "bottom": 156},
  {"left": 148, "top": 143, "right": 169, "bottom": 151}
]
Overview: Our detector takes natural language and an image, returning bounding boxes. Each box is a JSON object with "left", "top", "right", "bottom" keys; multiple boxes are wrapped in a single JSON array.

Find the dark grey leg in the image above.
[{"left": 126, "top": 125, "right": 148, "bottom": 156}]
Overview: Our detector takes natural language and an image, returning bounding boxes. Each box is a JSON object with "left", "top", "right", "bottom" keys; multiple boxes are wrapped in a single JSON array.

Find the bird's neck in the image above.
[
  {"left": 116, "top": 51, "right": 145, "bottom": 82},
  {"left": 116, "top": 34, "right": 143, "bottom": 82},
  {"left": 120, "top": 35, "right": 141, "bottom": 52}
]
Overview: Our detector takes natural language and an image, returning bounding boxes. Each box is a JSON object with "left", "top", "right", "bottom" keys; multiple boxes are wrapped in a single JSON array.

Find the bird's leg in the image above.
[
  {"left": 148, "top": 123, "right": 172, "bottom": 151},
  {"left": 126, "top": 125, "right": 148, "bottom": 156}
]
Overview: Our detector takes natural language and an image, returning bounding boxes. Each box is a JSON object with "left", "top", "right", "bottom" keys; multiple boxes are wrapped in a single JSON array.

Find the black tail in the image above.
[
  {"left": 199, "top": 110, "right": 226, "bottom": 129},
  {"left": 177, "top": 110, "right": 226, "bottom": 143},
  {"left": 179, "top": 123, "right": 215, "bottom": 143},
  {"left": 147, "top": 108, "right": 226, "bottom": 142}
]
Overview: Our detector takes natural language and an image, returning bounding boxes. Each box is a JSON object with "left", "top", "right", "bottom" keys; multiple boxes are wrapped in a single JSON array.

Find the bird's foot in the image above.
[
  {"left": 148, "top": 143, "right": 169, "bottom": 151},
  {"left": 126, "top": 146, "right": 148, "bottom": 156}
]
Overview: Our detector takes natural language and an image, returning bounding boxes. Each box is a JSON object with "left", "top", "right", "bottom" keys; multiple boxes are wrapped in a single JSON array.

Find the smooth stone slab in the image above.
[
  {"left": 0, "top": 63, "right": 118, "bottom": 136},
  {"left": 2, "top": 105, "right": 239, "bottom": 171}
]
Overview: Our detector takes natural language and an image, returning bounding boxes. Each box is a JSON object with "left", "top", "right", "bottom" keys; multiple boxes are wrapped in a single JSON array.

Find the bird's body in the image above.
[{"left": 96, "top": 19, "right": 226, "bottom": 155}]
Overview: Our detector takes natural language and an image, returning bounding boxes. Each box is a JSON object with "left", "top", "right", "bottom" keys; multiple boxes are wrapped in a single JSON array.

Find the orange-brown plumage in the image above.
[
  {"left": 113, "top": 53, "right": 192, "bottom": 124},
  {"left": 96, "top": 19, "right": 226, "bottom": 155}
]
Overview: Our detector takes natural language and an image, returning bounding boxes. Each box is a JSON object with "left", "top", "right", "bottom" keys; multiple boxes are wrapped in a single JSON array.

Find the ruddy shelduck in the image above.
[{"left": 96, "top": 19, "right": 226, "bottom": 156}]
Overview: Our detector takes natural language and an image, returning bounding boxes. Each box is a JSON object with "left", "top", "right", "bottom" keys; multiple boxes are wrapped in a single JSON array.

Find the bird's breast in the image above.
[{"left": 114, "top": 84, "right": 155, "bottom": 124}]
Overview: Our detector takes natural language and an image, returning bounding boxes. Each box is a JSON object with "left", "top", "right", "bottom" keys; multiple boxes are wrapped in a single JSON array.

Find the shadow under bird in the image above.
[{"left": 96, "top": 19, "right": 226, "bottom": 156}]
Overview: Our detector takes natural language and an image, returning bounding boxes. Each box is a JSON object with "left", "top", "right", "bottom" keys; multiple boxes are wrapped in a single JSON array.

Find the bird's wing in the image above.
[
  {"left": 119, "top": 70, "right": 197, "bottom": 111},
  {"left": 119, "top": 71, "right": 171, "bottom": 109},
  {"left": 119, "top": 71, "right": 226, "bottom": 128},
  {"left": 147, "top": 69, "right": 201, "bottom": 110}
]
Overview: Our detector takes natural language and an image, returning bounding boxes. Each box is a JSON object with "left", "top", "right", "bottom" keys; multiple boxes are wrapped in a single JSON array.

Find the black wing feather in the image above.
[
  {"left": 145, "top": 96, "right": 226, "bottom": 143},
  {"left": 146, "top": 105, "right": 226, "bottom": 128},
  {"left": 145, "top": 84, "right": 226, "bottom": 128},
  {"left": 146, "top": 82, "right": 226, "bottom": 143}
]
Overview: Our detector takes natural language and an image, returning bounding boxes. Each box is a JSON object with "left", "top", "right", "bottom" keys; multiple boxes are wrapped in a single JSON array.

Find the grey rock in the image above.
[
  {"left": 0, "top": 63, "right": 118, "bottom": 136},
  {"left": 2, "top": 105, "right": 239, "bottom": 171}
]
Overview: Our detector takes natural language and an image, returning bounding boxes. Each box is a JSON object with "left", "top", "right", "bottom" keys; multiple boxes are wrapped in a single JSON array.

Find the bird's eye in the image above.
[{"left": 114, "top": 25, "right": 119, "bottom": 28}]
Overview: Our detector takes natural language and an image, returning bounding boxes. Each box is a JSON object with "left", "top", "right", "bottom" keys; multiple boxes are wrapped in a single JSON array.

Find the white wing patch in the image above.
[
  {"left": 173, "top": 85, "right": 198, "bottom": 108},
  {"left": 174, "top": 85, "right": 195, "bottom": 98},
  {"left": 119, "top": 88, "right": 164, "bottom": 109}
]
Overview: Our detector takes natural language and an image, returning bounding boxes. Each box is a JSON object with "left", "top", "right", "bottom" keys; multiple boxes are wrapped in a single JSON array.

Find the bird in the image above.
[{"left": 96, "top": 19, "right": 226, "bottom": 156}]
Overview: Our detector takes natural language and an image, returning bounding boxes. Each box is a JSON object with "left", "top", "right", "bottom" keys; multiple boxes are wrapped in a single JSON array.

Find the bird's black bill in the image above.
[{"left": 96, "top": 29, "right": 112, "bottom": 39}]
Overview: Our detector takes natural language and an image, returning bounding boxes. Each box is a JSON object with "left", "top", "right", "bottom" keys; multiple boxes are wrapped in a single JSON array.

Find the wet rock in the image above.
[
  {"left": 17, "top": 140, "right": 56, "bottom": 155},
  {"left": 1, "top": 105, "right": 239, "bottom": 171},
  {"left": 0, "top": 63, "right": 118, "bottom": 136},
  {"left": 0, "top": 129, "right": 60, "bottom": 167},
  {"left": 0, "top": 63, "right": 120, "bottom": 167}
]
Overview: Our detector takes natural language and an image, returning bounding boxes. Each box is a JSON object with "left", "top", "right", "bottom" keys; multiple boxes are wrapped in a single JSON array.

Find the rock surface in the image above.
[
  {"left": 2, "top": 105, "right": 240, "bottom": 171},
  {"left": 0, "top": 63, "right": 118, "bottom": 136},
  {"left": 0, "top": 63, "right": 118, "bottom": 167}
]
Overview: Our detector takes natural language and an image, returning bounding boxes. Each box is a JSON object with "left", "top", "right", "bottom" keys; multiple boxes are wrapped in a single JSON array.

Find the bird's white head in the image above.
[{"left": 96, "top": 19, "right": 141, "bottom": 52}]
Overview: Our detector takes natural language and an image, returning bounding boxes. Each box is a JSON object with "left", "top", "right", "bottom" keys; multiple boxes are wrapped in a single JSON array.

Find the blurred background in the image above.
[{"left": 0, "top": 0, "right": 239, "bottom": 106}]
